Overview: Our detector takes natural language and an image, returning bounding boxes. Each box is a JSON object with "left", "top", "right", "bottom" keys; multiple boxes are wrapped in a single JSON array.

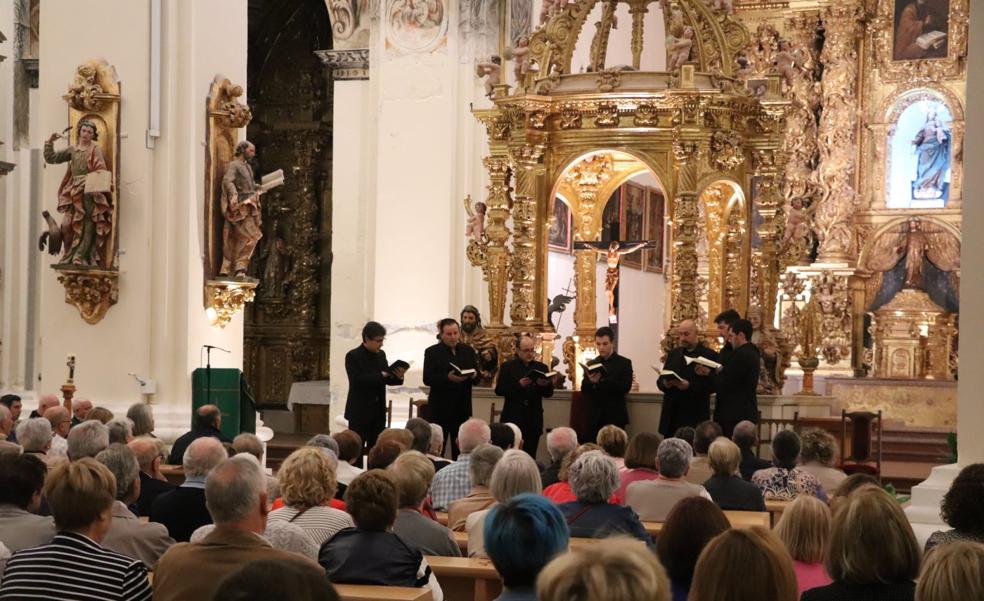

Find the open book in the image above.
[
  {"left": 259, "top": 169, "right": 285, "bottom": 193},
  {"left": 578, "top": 361, "right": 606, "bottom": 375},
  {"left": 389, "top": 359, "right": 413, "bottom": 372},
  {"left": 449, "top": 362, "right": 476, "bottom": 377},
  {"left": 528, "top": 368, "right": 558, "bottom": 379},
  {"left": 651, "top": 366, "right": 684, "bottom": 381},
  {"left": 685, "top": 355, "right": 723, "bottom": 370},
  {"left": 916, "top": 30, "right": 947, "bottom": 50}
]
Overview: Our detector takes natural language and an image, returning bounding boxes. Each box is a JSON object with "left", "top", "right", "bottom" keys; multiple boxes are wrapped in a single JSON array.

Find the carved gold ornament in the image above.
[
  {"left": 56, "top": 269, "right": 119, "bottom": 325},
  {"left": 206, "top": 280, "right": 258, "bottom": 329},
  {"left": 868, "top": 0, "right": 968, "bottom": 84},
  {"left": 709, "top": 130, "right": 744, "bottom": 171}
]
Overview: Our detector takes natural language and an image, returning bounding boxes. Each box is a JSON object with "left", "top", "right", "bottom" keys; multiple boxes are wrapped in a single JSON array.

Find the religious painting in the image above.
[
  {"left": 746, "top": 78, "right": 769, "bottom": 98},
  {"left": 893, "top": 0, "right": 949, "bottom": 61},
  {"left": 645, "top": 189, "right": 665, "bottom": 274},
  {"left": 887, "top": 98, "right": 953, "bottom": 208},
  {"left": 385, "top": 0, "right": 448, "bottom": 54},
  {"left": 620, "top": 182, "right": 646, "bottom": 270},
  {"left": 548, "top": 196, "right": 572, "bottom": 252},
  {"left": 510, "top": 0, "right": 532, "bottom": 44},
  {"left": 600, "top": 189, "right": 621, "bottom": 243}
]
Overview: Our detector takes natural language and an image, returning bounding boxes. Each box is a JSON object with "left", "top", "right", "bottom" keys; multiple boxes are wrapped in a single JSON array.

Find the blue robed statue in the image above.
[{"left": 911, "top": 110, "right": 951, "bottom": 201}]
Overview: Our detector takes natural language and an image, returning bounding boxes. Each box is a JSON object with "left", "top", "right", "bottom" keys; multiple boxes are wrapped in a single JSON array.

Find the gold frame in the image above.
[{"left": 869, "top": 0, "right": 969, "bottom": 84}]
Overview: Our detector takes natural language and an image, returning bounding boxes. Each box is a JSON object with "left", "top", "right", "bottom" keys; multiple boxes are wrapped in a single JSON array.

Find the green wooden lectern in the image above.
[{"left": 191, "top": 368, "right": 256, "bottom": 440}]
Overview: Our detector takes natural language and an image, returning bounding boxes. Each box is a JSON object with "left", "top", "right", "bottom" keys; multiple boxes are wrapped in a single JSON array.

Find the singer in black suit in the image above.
[
  {"left": 714, "top": 318, "right": 761, "bottom": 438},
  {"left": 423, "top": 318, "right": 478, "bottom": 459},
  {"left": 344, "top": 321, "right": 406, "bottom": 450},
  {"left": 657, "top": 319, "right": 720, "bottom": 437},
  {"left": 495, "top": 335, "right": 554, "bottom": 457},
  {"left": 580, "top": 326, "right": 634, "bottom": 442}
]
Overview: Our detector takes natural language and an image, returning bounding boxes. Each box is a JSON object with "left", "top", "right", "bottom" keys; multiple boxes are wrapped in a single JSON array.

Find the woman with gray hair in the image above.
[
  {"left": 107, "top": 418, "right": 134, "bottom": 445},
  {"left": 126, "top": 404, "right": 155, "bottom": 438},
  {"left": 625, "top": 438, "right": 712, "bottom": 522},
  {"left": 447, "top": 443, "right": 502, "bottom": 531},
  {"left": 465, "top": 449, "right": 542, "bottom": 557},
  {"left": 557, "top": 451, "right": 649, "bottom": 542}
]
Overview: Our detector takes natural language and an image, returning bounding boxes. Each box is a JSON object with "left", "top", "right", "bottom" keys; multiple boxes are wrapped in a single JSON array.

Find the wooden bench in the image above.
[
  {"left": 159, "top": 465, "right": 185, "bottom": 487},
  {"left": 425, "top": 556, "right": 502, "bottom": 601},
  {"left": 765, "top": 500, "right": 793, "bottom": 527},
  {"left": 435, "top": 512, "right": 449, "bottom": 527},
  {"left": 453, "top": 531, "right": 469, "bottom": 553},
  {"left": 333, "top": 584, "right": 432, "bottom": 601},
  {"left": 642, "top": 510, "right": 770, "bottom": 536}
]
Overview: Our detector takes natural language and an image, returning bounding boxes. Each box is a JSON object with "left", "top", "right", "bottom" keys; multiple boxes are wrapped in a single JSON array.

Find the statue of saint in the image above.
[
  {"left": 911, "top": 110, "right": 951, "bottom": 200},
  {"left": 42, "top": 119, "right": 113, "bottom": 268},
  {"left": 897, "top": 217, "right": 931, "bottom": 289},
  {"left": 747, "top": 305, "right": 790, "bottom": 395},
  {"left": 460, "top": 305, "right": 498, "bottom": 386},
  {"left": 220, "top": 141, "right": 263, "bottom": 278}
]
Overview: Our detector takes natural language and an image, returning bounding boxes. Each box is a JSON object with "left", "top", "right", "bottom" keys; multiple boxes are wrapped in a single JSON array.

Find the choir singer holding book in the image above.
[
  {"left": 656, "top": 319, "right": 720, "bottom": 438},
  {"left": 580, "top": 326, "right": 634, "bottom": 442},
  {"left": 345, "top": 321, "right": 407, "bottom": 449},
  {"left": 424, "top": 318, "right": 479, "bottom": 459},
  {"left": 495, "top": 334, "right": 555, "bottom": 457},
  {"left": 713, "top": 318, "right": 761, "bottom": 438}
]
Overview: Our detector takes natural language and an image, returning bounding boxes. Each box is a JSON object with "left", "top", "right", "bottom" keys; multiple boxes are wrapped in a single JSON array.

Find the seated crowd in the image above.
[{"left": 0, "top": 395, "right": 982, "bottom": 601}]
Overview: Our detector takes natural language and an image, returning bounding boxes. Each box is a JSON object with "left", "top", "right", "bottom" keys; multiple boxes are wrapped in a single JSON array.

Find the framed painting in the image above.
[
  {"left": 600, "top": 188, "right": 621, "bottom": 244},
  {"left": 893, "top": 0, "right": 949, "bottom": 62},
  {"left": 548, "top": 196, "right": 572, "bottom": 252},
  {"left": 620, "top": 181, "right": 646, "bottom": 269},
  {"left": 644, "top": 188, "right": 665, "bottom": 274}
]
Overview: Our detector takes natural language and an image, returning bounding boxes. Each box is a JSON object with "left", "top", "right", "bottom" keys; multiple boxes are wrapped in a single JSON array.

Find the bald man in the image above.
[
  {"left": 29, "top": 393, "right": 60, "bottom": 419},
  {"left": 44, "top": 406, "right": 71, "bottom": 460},
  {"left": 129, "top": 437, "right": 175, "bottom": 516},
  {"left": 656, "top": 320, "right": 720, "bottom": 438},
  {"left": 71, "top": 399, "right": 93, "bottom": 427},
  {"left": 167, "top": 404, "right": 232, "bottom": 465}
]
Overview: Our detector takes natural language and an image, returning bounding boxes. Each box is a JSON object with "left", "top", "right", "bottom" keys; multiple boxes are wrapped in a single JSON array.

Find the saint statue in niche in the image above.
[
  {"left": 911, "top": 109, "right": 951, "bottom": 201},
  {"left": 220, "top": 141, "right": 263, "bottom": 278},
  {"left": 893, "top": 0, "right": 949, "bottom": 61}
]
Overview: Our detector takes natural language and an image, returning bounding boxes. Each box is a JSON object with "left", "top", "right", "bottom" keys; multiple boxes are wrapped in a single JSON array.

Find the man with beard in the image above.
[
  {"left": 656, "top": 319, "right": 719, "bottom": 437},
  {"left": 220, "top": 140, "right": 263, "bottom": 278},
  {"left": 424, "top": 318, "right": 479, "bottom": 458},
  {"left": 494, "top": 334, "right": 554, "bottom": 457},
  {"left": 460, "top": 305, "right": 498, "bottom": 387}
]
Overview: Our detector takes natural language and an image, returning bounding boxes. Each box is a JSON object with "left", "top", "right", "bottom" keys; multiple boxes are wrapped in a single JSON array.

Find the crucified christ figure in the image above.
[{"left": 575, "top": 240, "right": 652, "bottom": 320}]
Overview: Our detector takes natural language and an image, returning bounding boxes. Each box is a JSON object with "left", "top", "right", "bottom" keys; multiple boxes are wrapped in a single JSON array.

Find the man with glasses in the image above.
[
  {"left": 494, "top": 335, "right": 554, "bottom": 458},
  {"left": 345, "top": 321, "right": 406, "bottom": 450}
]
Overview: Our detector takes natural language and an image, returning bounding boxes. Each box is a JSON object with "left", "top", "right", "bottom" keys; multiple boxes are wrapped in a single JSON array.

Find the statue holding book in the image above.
[{"left": 220, "top": 140, "right": 284, "bottom": 278}]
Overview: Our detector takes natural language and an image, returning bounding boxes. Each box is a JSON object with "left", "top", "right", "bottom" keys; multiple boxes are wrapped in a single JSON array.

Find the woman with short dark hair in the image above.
[
  {"left": 925, "top": 463, "right": 984, "bottom": 552},
  {"left": 617, "top": 432, "right": 662, "bottom": 500},
  {"left": 751, "top": 430, "right": 827, "bottom": 502}
]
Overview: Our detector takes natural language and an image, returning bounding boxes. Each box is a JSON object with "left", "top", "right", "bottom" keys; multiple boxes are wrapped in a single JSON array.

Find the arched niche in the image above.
[{"left": 696, "top": 179, "right": 749, "bottom": 333}]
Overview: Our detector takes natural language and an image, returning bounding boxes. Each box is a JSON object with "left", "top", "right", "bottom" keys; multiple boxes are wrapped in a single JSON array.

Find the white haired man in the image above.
[
  {"left": 44, "top": 406, "right": 71, "bottom": 461},
  {"left": 128, "top": 437, "right": 174, "bottom": 517},
  {"left": 429, "top": 418, "right": 492, "bottom": 510},
  {"left": 150, "top": 437, "right": 227, "bottom": 542},
  {"left": 541, "top": 427, "right": 578, "bottom": 488}
]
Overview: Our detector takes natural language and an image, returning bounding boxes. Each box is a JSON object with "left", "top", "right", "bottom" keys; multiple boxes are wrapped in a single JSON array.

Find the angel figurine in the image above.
[
  {"left": 476, "top": 56, "right": 502, "bottom": 99},
  {"left": 667, "top": 27, "right": 694, "bottom": 71},
  {"left": 504, "top": 36, "right": 531, "bottom": 86},
  {"left": 464, "top": 195, "right": 487, "bottom": 241}
]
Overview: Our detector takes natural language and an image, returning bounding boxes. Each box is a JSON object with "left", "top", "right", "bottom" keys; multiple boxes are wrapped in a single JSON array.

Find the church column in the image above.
[
  {"left": 813, "top": 0, "right": 863, "bottom": 263},
  {"left": 751, "top": 148, "right": 786, "bottom": 325},
  {"left": 566, "top": 154, "right": 613, "bottom": 339},
  {"left": 482, "top": 156, "right": 513, "bottom": 331},
  {"left": 670, "top": 140, "right": 702, "bottom": 325},
  {"left": 509, "top": 143, "right": 545, "bottom": 330}
]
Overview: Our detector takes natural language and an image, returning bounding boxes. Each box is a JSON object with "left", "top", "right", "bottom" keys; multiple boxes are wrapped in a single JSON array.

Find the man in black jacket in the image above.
[
  {"left": 714, "top": 309, "right": 741, "bottom": 365},
  {"left": 581, "top": 326, "right": 633, "bottom": 442},
  {"left": 495, "top": 334, "right": 554, "bottom": 457},
  {"left": 657, "top": 319, "right": 719, "bottom": 438},
  {"left": 344, "top": 321, "right": 406, "bottom": 450},
  {"left": 167, "top": 404, "right": 231, "bottom": 465},
  {"left": 714, "top": 318, "right": 761, "bottom": 438},
  {"left": 423, "top": 318, "right": 478, "bottom": 459}
]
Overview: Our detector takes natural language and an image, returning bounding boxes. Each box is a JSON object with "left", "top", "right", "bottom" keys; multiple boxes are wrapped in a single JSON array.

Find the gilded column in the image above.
[
  {"left": 670, "top": 140, "right": 702, "bottom": 325},
  {"left": 814, "top": 0, "right": 863, "bottom": 263},
  {"left": 481, "top": 156, "right": 513, "bottom": 329},
  {"left": 588, "top": 1, "right": 618, "bottom": 72},
  {"left": 566, "top": 154, "right": 614, "bottom": 338},
  {"left": 629, "top": 2, "right": 648, "bottom": 70},
  {"left": 509, "top": 143, "right": 546, "bottom": 328},
  {"left": 751, "top": 148, "right": 786, "bottom": 325}
]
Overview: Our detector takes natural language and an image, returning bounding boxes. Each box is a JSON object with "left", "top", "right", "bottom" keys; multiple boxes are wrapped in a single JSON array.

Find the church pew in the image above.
[
  {"left": 333, "top": 584, "right": 432, "bottom": 601},
  {"left": 764, "top": 500, "right": 793, "bottom": 526},
  {"left": 425, "top": 556, "right": 502, "bottom": 601},
  {"left": 641, "top": 510, "right": 770, "bottom": 536},
  {"left": 159, "top": 465, "right": 185, "bottom": 486},
  {"left": 453, "top": 531, "right": 469, "bottom": 553},
  {"left": 435, "top": 512, "right": 448, "bottom": 526}
]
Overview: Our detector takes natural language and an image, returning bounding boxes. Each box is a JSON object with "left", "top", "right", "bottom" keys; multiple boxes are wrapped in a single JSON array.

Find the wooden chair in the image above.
[
  {"left": 408, "top": 398, "right": 428, "bottom": 419},
  {"left": 386, "top": 399, "right": 393, "bottom": 428},
  {"left": 840, "top": 409, "right": 883, "bottom": 481},
  {"left": 426, "top": 556, "right": 502, "bottom": 601},
  {"left": 489, "top": 402, "right": 501, "bottom": 424},
  {"left": 333, "top": 584, "right": 432, "bottom": 601},
  {"left": 756, "top": 411, "right": 800, "bottom": 458}
]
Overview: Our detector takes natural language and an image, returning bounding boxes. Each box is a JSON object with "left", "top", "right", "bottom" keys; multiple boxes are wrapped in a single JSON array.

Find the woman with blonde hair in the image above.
[
  {"left": 798, "top": 428, "right": 847, "bottom": 493},
  {"left": 802, "top": 487, "right": 920, "bottom": 601},
  {"left": 689, "top": 527, "right": 798, "bottom": 601},
  {"left": 537, "top": 536, "right": 671, "bottom": 601},
  {"left": 702, "top": 437, "right": 766, "bottom": 512},
  {"left": 268, "top": 446, "right": 354, "bottom": 545},
  {"left": 596, "top": 425, "right": 629, "bottom": 472},
  {"left": 916, "top": 541, "right": 984, "bottom": 601},
  {"left": 774, "top": 495, "right": 833, "bottom": 595}
]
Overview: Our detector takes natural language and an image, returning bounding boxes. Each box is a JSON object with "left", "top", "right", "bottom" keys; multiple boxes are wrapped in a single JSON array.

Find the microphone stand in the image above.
[{"left": 203, "top": 345, "right": 231, "bottom": 407}]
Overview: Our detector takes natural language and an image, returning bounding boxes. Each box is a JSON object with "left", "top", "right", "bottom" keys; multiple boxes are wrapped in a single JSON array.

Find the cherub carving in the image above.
[
  {"left": 476, "top": 56, "right": 502, "bottom": 99},
  {"left": 504, "top": 36, "right": 531, "bottom": 86},
  {"left": 464, "top": 195, "right": 487, "bottom": 241},
  {"left": 539, "top": 0, "right": 566, "bottom": 24},
  {"left": 667, "top": 27, "right": 694, "bottom": 71},
  {"left": 774, "top": 41, "right": 803, "bottom": 87}
]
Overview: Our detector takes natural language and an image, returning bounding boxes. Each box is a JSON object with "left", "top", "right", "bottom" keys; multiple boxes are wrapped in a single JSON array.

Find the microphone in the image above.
[{"left": 203, "top": 344, "right": 231, "bottom": 353}]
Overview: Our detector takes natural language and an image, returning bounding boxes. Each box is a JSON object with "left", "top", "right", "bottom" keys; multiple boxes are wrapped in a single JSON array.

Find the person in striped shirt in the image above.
[{"left": 0, "top": 458, "right": 151, "bottom": 601}]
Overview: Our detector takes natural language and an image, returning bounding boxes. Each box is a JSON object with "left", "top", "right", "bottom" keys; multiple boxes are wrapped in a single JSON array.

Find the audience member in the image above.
[
  {"left": 0, "top": 542, "right": 8, "bottom": 580},
  {"left": 191, "top": 518, "right": 319, "bottom": 561},
  {"left": 504, "top": 423, "right": 524, "bottom": 453},
  {"left": 732, "top": 420, "right": 771, "bottom": 480},
  {"left": 916, "top": 541, "right": 984, "bottom": 601},
  {"left": 390, "top": 450, "right": 460, "bottom": 557},
  {"left": 540, "top": 427, "right": 577, "bottom": 488},
  {"left": 211, "top": 559, "right": 340, "bottom": 601},
  {"left": 0, "top": 441, "right": 20, "bottom": 456},
  {"left": 752, "top": 430, "right": 827, "bottom": 502},
  {"left": 430, "top": 418, "right": 492, "bottom": 510},
  {"left": 268, "top": 447, "right": 354, "bottom": 546},
  {"left": 151, "top": 436, "right": 228, "bottom": 542},
  {"left": 925, "top": 463, "right": 984, "bottom": 552},
  {"left": 673, "top": 426, "right": 696, "bottom": 450},
  {"left": 685, "top": 420, "right": 721, "bottom": 485},
  {"left": 153, "top": 455, "right": 319, "bottom": 601},
  {"left": 829, "top": 473, "right": 880, "bottom": 511},
  {"left": 44, "top": 406, "right": 71, "bottom": 460},
  {"left": 366, "top": 440, "right": 403, "bottom": 470},
  {"left": 0, "top": 395, "right": 22, "bottom": 428},
  {"left": 617, "top": 432, "right": 662, "bottom": 500},
  {"left": 16, "top": 417, "right": 59, "bottom": 468},
  {"left": 448, "top": 443, "right": 502, "bottom": 531},
  {"left": 107, "top": 417, "right": 134, "bottom": 445},
  {"left": 95, "top": 443, "right": 175, "bottom": 567},
  {"left": 128, "top": 437, "right": 174, "bottom": 517},
  {"left": 702, "top": 438, "right": 766, "bottom": 511},
  {"left": 67, "top": 419, "right": 110, "bottom": 460},
  {"left": 775, "top": 495, "right": 833, "bottom": 596},
  {"left": 542, "top": 442, "right": 605, "bottom": 503},
  {"left": 167, "top": 404, "right": 231, "bottom": 465},
  {"left": 405, "top": 417, "right": 432, "bottom": 454},
  {"left": 126, "top": 403, "right": 156, "bottom": 438},
  {"left": 319, "top": 470, "right": 444, "bottom": 600},
  {"left": 331, "top": 429, "right": 365, "bottom": 485},
  {"left": 538, "top": 537, "right": 671, "bottom": 601},
  {"left": 377, "top": 427, "right": 414, "bottom": 451},
  {"left": 86, "top": 406, "right": 115, "bottom": 424},
  {"left": 802, "top": 487, "right": 919, "bottom": 601},
  {"left": 29, "top": 393, "right": 60, "bottom": 419},
  {"left": 625, "top": 438, "right": 712, "bottom": 522},
  {"left": 0, "top": 459, "right": 152, "bottom": 601},
  {"left": 0, "top": 454, "right": 55, "bottom": 552},
  {"left": 559, "top": 451, "right": 649, "bottom": 541},
  {"left": 0, "top": 405, "right": 13, "bottom": 441},
  {"left": 490, "top": 422, "right": 516, "bottom": 451},
  {"left": 70, "top": 398, "right": 92, "bottom": 427},
  {"left": 656, "top": 496, "right": 730, "bottom": 601},
  {"left": 485, "top": 494, "right": 569, "bottom": 601},
  {"left": 427, "top": 424, "right": 452, "bottom": 472},
  {"left": 234, "top": 433, "right": 278, "bottom": 501},
  {"left": 689, "top": 527, "right": 798, "bottom": 601},
  {"left": 305, "top": 433, "right": 339, "bottom": 456},
  {"left": 466, "top": 449, "right": 542, "bottom": 557},
  {"left": 597, "top": 424, "right": 628, "bottom": 472},
  {"left": 798, "top": 428, "right": 847, "bottom": 493}
]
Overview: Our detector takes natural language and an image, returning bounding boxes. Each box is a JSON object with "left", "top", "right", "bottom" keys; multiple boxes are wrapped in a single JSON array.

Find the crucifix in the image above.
[{"left": 574, "top": 239, "right": 659, "bottom": 322}]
